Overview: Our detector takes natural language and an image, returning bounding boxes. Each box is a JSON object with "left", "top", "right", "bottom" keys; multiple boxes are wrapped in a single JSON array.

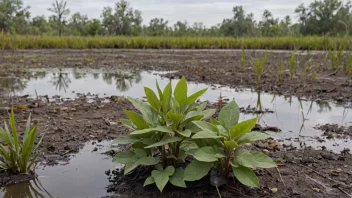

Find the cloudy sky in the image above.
[{"left": 24, "top": 0, "right": 316, "bottom": 26}]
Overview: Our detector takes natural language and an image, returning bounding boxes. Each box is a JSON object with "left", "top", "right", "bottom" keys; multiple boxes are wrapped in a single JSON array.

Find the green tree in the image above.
[
  {"left": 220, "top": 6, "right": 256, "bottom": 37},
  {"left": 101, "top": 0, "right": 142, "bottom": 35},
  {"left": 48, "top": 0, "right": 70, "bottom": 36},
  {"left": 146, "top": 18, "right": 169, "bottom": 36},
  {"left": 0, "top": 0, "right": 30, "bottom": 33}
]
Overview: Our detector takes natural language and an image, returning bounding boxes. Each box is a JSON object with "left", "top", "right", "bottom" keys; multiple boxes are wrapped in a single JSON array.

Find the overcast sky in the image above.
[{"left": 24, "top": 0, "right": 316, "bottom": 26}]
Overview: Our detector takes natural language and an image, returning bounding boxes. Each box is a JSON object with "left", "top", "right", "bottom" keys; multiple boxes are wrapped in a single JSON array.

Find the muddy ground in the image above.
[
  {"left": 1, "top": 49, "right": 352, "bottom": 102},
  {"left": 0, "top": 49, "right": 352, "bottom": 197}
]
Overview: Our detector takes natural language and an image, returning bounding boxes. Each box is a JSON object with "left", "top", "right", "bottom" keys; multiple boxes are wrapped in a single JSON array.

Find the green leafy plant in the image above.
[
  {"left": 113, "top": 77, "right": 215, "bottom": 192},
  {"left": 187, "top": 101, "right": 276, "bottom": 188},
  {"left": 240, "top": 48, "right": 246, "bottom": 73},
  {"left": 0, "top": 110, "right": 46, "bottom": 174}
]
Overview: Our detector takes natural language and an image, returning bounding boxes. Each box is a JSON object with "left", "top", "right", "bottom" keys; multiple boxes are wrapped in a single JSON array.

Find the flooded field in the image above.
[
  {"left": 0, "top": 50, "right": 351, "bottom": 198},
  {"left": 1, "top": 68, "right": 351, "bottom": 152}
]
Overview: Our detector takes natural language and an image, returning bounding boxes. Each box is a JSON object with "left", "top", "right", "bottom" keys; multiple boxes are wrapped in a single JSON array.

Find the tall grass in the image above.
[
  {"left": 0, "top": 33, "right": 352, "bottom": 50},
  {"left": 346, "top": 52, "right": 352, "bottom": 75}
]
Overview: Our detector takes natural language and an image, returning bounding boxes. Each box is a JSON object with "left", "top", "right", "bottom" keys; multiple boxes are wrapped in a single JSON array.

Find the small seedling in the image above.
[
  {"left": 288, "top": 52, "right": 296, "bottom": 87},
  {"left": 83, "top": 54, "right": 95, "bottom": 64},
  {"left": 223, "top": 53, "right": 228, "bottom": 59},
  {"left": 240, "top": 48, "right": 246, "bottom": 73},
  {"left": 277, "top": 59, "right": 283, "bottom": 86},
  {"left": 253, "top": 52, "right": 268, "bottom": 90}
]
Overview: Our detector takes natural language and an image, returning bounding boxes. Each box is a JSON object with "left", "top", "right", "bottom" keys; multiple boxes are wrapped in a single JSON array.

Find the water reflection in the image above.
[
  {"left": 0, "top": 77, "right": 27, "bottom": 95},
  {"left": 1, "top": 178, "right": 53, "bottom": 198},
  {"left": 102, "top": 72, "right": 142, "bottom": 92},
  {"left": 50, "top": 71, "right": 71, "bottom": 93}
]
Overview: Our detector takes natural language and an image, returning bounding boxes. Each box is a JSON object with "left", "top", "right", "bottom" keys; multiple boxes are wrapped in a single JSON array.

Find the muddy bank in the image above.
[
  {"left": 0, "top": 49, "right": 352, "bottom": 102},
  {"left": 104, "top": 146, "right": 352, "bottom": 198}
]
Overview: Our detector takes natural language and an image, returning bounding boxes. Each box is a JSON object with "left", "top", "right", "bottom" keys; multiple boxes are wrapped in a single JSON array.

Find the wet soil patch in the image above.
[
  {"left": 0, "top": 171, "right": 35, "bottom": 187},
  {"left": 104, "top": 146, "right": 352, "bottom": 198},
  {"left": 316, "top": 124, "right": 352, "bottom": 139}
]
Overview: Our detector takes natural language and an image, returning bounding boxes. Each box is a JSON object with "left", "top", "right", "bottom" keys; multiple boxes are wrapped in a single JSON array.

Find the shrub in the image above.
[
  {"left": 187, "top": 101, "right": 276, "bottom": 188},
  {"left": 113, "top": 77, "right": 275, "bottom": 192},
  {"left": 0, "top": 110, "right": 46, "bottom": 174}
]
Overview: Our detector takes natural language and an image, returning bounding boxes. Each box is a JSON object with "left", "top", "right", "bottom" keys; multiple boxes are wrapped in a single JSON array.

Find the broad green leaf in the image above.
[
  {"left": 124, "top": 162, "right": 140, "bottom": 175},
  {"left": 177, "top": 129, "right": 192, "bottom": 137},
  {"left": 144, "top": 176, "right": 155, "bottom": 186},
  {"left": 234, "top": 149, "right": 257, "bottom": 169},
  {"left": 154, "top": 164, "right": 164, "bottom": 172},
  {"left": 217, "top": 125, "right": 229, "bottom": 137},
  {"left": 144, "top": 87, "right": 161, "bottom": 111},
  {"left": 145, "top": 136, "right": 182, "bottom": 148},
  {"left": 0, "top": 127, "right": 12, "bottom": 146},
  {"left": 113, "top": 136, "right": 139, "bottom": 145},
  {"left": 224, "top": 140, "right": 238, "bottom": 150},
  {"left": 137, "top": 157, "right": 159, "bottom": 165},
  {"left": 201, "top": 109, "right": 216, "bottom": 120},
  {"left": 113, "top": 151, "right": 137, "bottom": 164},
  {"left": 252, "top": 152, "right": 276, "bottom": 168},
  {"left": 170, "top": 168, "right": 187, "bottom": 188},
  {"left": 193, "top": 147, "right": 225, "bottom": 162},
  {"left": 230, "top": 118, "right": 258, "bottom": 139},
  {"left": 162, "top": 82, "right": 172, "bottom": 113},
  {"left": 168, "top": 113, "right": 183, "bottom": 130},
  {"left": 127, "top": 97, "right": 158, "bottom": 124},
  {"left": 156, "top": 81, "right": 164, "bottom": 101},
  {"left": 182, "top": 88, "right": 207, "bottom": 107},
  {"left": 210, "top": 118, "right": 220, "bottom": 125},
  {"left": 237, "top": 132, "right": 270, "bottom": 144},
  {"left": 124, "top": 111, "right": 149, "bottom": 129},
  {"left": 164, "top": 166, "right": 175, "bottom": 176},
  {"left": 192, "top": 131, "right": 223, "bottom": 139},
  {"left": 218, "top": 101, "right": 240, "bottom": 130},
  {"left": 184, "top": 160, "right": 213, "bottom": 181},
  {"left": 192, "top": 121, "right": 219, "bottom": 133},
  {"left": 152, "top": 170, "right": 169, "bottom": 192},
  {"left": 174, "top": 76, "right": 188, "bottom": 104},
  {"left": 196, "top": 102, "right": 207, "bottom": 112},
  {"left": 120, "top": 119, "right": 134, "bottom": 130},
  {"left": 131, "top": 126, "right": 174, "bottom": 135},
  {"left": 233, "top": 166, "right": 260, "bottom": 188},
  {"left": 134, "top": 148, "right": 147, "bottom": 158}
]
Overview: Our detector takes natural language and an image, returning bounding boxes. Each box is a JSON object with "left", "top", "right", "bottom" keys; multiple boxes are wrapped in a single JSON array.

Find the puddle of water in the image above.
[
  {"left": 1, "top": 68, "right": 351, "bottom": 152},
  {"left": 0, "top": 141, "right": 120, "bottom": 198}
]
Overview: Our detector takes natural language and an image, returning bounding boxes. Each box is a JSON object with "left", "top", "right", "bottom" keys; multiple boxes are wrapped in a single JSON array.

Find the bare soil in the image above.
[{"left": 0, "top": 49, "right": 352, "bottom": 197}]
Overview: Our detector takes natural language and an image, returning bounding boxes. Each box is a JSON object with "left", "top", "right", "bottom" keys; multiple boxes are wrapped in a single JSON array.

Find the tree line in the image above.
[{"left": 0, "top": 0, "right": 351, "bottom": 37}]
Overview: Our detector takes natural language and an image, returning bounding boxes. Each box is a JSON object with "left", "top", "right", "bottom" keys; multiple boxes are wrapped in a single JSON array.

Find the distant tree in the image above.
[
  {"left": 101, "top": 0, "right": 142, "bottom": 35},
  {"left": 0, "top": 0, "right": 30, "bottom": 33},
  {"left": 173, "top": 21, "right": 189, "bottom": 36},
  {"left": 220, "top": 6, "right": 257, "bottom": 37},
  {"left": 146, "top": 18, "right": 168, "bottom": 36},
  {"left": 48, "top": 0, "right": 70, "bottom": 36}
]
